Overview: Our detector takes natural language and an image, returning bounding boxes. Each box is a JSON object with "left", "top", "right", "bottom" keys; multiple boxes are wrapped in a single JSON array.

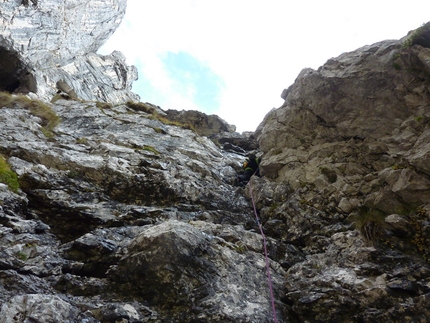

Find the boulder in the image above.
[{"left": 111, "top": 220, "right": 286, "bottom": 322}]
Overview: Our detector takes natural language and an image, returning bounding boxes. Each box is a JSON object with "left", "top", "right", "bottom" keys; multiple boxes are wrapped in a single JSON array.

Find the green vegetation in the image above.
[
  {"left": 142, "top": 145, "right": 160, "bottom": 155},
  {"left": 0, "top": 91, "right": 60, "bottom": 137},
  {"left": 149, "top": 114, "right": 196, "bottom": 132},
  {"left": 153, "top": 127, "right": 166, "bottom": 134},
  {"left": 15, "top": 251, "right": 28, "bottom": 261},
  {"left": 96, "top": 101, "right": 113, "bottom": 110},
  {"left": 234, "top": 243, "right": 247, "bottom": 254},
  {"left": 29, "top": 100, "right": 60, "bottom": 138},
  {"left": 67, "top": 169, "right": 81, "bottom": 179},
  {"left": 403, "top": 22, "right": 430, "bottom": 48},
  {"left": 350, "top": 207, "right": 386, "bottom": 242},
  {"left": 392, "top": 62, "right": 402, "bottom": 70},
  {"left": 391, "top": 164, "right": 408, "bottom": 170},
  {"left": 0, "top": 155, "right": 19, "bottom": 192},
  {"left": 0, "top": 91, "right": 15, "bottom": 107},
  {"left": 76, "top": 137, "right": 89, "bottom": 145}
]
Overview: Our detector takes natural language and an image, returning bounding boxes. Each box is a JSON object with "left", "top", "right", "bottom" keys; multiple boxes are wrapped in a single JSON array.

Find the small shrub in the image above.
[
  {"left": 67, "top": 169, "right": 81, "bottom": 179},
  {"left": 96, "top": 101, "right": 113, "bottom": 109},
  {"left": 350, "top": 207, "right": 386, "bottom": 242},
  {"left": 15, "top": 251, "right": 28, "bottom": 261},
  {"left": 360, "top": 220, "right": 384, "bottom": 242},
  {"left": 0, "top": 155, "right": 19, "bottom": 192},
  {"left": 392, "top": 62, "right": 402, "bottom": 70},
  {"left": 403, "top": 22, "right": 430, "bottom": 48},
  {"left": 76, "top": 137, "right": 89, "bottom": 145}
]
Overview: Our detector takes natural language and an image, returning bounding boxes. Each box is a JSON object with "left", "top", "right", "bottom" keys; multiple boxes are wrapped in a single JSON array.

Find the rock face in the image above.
[
  {"left": 0, "top": 94, "right": 286, "bottom": 322},
  {"left": 1, "top": 4, "right": 430, "bottom": 321},
  {"left": 0, "top": 0, "right": 138, "bottom": 103},
  {"left": 254, "top": 24, "right": 430, "bottom": 321}
]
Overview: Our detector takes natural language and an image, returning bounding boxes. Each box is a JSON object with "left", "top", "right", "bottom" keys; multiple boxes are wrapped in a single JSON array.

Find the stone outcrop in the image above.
[
  {"left": 165, "top": 109, "right": 236, "bottom": 136},
  {"left": 0, "top": 0, "right": 138, "bottom": 103},
  {"left": 253, "top": 23, "right": 430, "bottom": 321},
  {"left": 164, "top": 109, "right": 258, "bottom": 154}
]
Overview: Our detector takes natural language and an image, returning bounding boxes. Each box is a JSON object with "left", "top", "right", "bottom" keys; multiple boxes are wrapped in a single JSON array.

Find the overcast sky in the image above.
[{"left": 99, "top": 0, "right": 430, "bottom": 132}]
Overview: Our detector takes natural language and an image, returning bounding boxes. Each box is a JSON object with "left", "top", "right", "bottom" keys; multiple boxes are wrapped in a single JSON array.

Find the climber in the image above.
[{"left": 235, "top": 153, "right": 261, "bottom": 186}]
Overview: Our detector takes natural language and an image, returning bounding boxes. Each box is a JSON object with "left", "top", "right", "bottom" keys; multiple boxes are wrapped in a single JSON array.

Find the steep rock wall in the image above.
[
  {"left": 253, "top": 24, "right": 430, "bottom": 322},
  {"left": 0, "top": 94, "right": 286, "bottom": 322},
  {"left": 0, "top": 0, "right": 138, "bottom": 103}
]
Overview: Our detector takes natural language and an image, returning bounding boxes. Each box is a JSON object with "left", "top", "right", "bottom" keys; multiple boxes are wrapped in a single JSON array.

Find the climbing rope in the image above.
[{"left": 248, "top": 178, "right": 279, "bottom": 323}]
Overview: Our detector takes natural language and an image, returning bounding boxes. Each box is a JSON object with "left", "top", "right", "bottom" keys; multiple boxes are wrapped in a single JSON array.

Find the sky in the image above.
[{"left": 99, "top": 0, "right": 430, "bottom": 133}]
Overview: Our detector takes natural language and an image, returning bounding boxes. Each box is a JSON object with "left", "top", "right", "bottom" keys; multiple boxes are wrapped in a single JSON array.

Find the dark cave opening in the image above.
[{"left": 0, "top": 46, "right": 37, "bottom": 94}]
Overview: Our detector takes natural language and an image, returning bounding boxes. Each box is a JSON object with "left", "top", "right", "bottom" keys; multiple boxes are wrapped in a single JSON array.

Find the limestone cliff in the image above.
[{"left": 0, "top": 0, "right": 138, "bottom": 103}]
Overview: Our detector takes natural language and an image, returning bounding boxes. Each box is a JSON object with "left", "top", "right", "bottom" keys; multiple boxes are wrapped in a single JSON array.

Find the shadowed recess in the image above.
[{"left": 0, "top": 46, "right": 37, "bottom": 94}]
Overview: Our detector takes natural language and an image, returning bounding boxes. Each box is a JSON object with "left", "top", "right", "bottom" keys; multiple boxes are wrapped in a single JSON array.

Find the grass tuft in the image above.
[
  {"left": 142, "top": 145, "right": 160, "bottom": 154},
  {"left": 125, "top": 100, "right": 156, "bottom": 114},
  {"left": 0, "top": 155, "right": 19, "bottom": 193},
  {"left": 350, "top": 207, "right": 386, "bottom": 242},
  {"left": 0, "top": 91, "right": 60, "bottom": 137},
  {"left": 148, "top": 114, "right": 196, "bottom": 132},
  {"left": 403, "top": 22, "right": 430, "bottom": 48}
]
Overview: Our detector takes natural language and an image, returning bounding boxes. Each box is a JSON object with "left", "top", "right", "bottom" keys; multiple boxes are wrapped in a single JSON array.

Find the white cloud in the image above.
[{"left": 100, "top": 0, "right": 430, "bottom": 132}]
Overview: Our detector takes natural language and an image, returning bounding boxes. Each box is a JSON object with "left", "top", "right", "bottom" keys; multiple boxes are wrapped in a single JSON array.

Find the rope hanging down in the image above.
[{"left": 248, "top": 179, "right": 279, "bottom": 323}]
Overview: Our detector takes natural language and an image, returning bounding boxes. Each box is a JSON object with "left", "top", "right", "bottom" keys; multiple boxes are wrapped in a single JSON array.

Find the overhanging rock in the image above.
[
  {"left": 0, "top": 45, "right": 36, "bottom": 94},
  {"left": 0, "top": 0, "right": 137, "bottom": 103}
]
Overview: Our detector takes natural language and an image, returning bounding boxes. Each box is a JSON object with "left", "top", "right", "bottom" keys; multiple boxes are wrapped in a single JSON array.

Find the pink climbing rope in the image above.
[{"left": 248, "top": 178, "right": 279, "bottom": 323}]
